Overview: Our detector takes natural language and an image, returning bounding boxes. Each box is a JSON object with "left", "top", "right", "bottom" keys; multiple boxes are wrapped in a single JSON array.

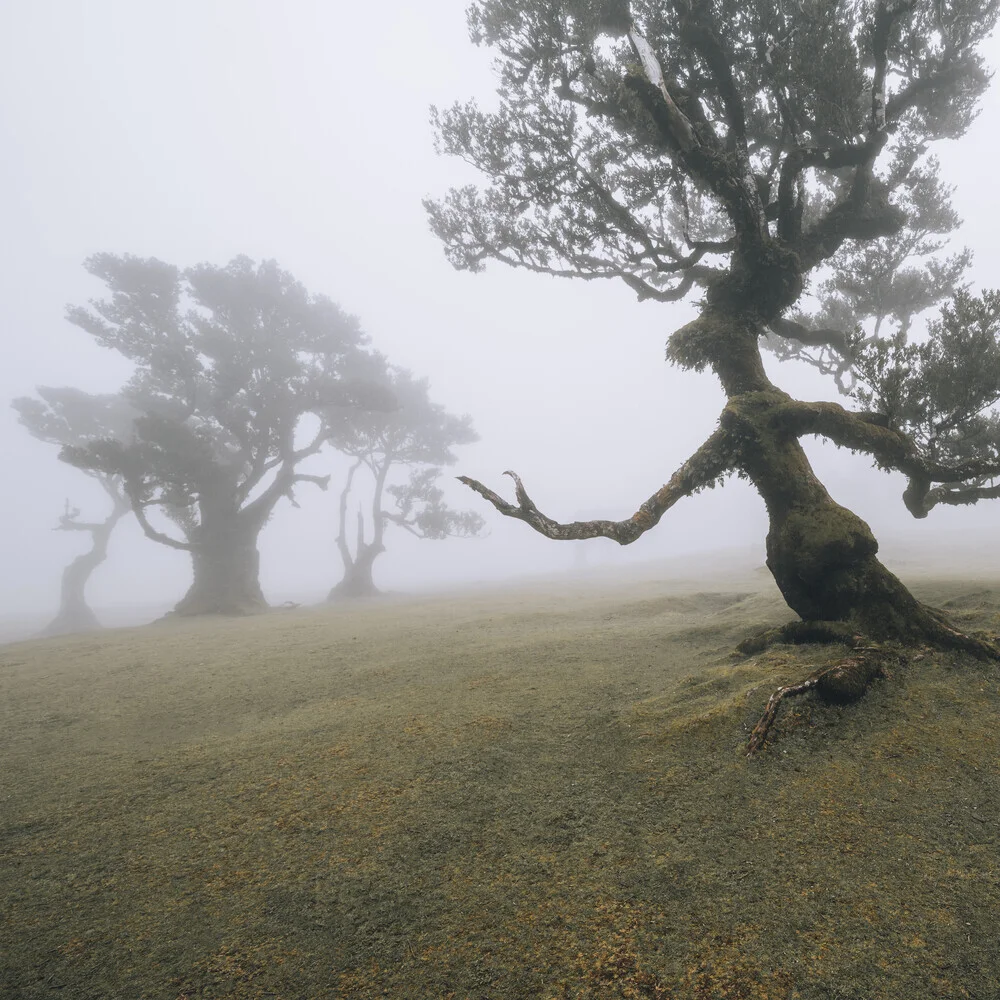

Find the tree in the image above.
[
  {"left": 62, "top": 254, "right": 389, "bottom": 616},
  {"left": 325, "top": 366, "right": 484, "bottom": 599},
  {"left": 426, "top": 0, "right": 1000, "bottom": 747},
  {"left": 12, "top": 388, "right": 136, "bottom": 636}
]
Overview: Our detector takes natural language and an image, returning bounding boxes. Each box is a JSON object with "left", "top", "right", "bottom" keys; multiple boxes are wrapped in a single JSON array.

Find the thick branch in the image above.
[
  {"left": 242, "top": 466, "right": 330, "bottom": 525},
  {"left": 676, "top": 4, "right": 746, "bottom": 141},
  {"left": 905, "top": 478, "right": 1000, "bottom": 518},
  {"left": 127, "top": 490, "right": 193, "bottom": 551},
  {"left": 769, "top": 400, "right": 1000, "bottom": 516},
  {"left": 336, "top": 459, "right": 364, "bottom": 569},
  {"left": 457, "top": 428, "right": 732, "bottom": 544},
  {"left": 624, "top": 27, "right": 765, "bottom": 245},
  {"left": 872, "top": 1, "right": 918, "bottom": 131},
  {"left": 767, "top": 317, "right": 852, "bottom": 357},
  {"left": 627, "top": 26, "right": 699, "bottom": 153},
  {"left": 777, "top": 139, "right": 880, "bottom": 243}
]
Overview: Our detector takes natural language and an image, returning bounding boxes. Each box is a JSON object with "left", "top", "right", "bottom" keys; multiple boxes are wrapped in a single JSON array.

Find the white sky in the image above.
[{"left": 1, "top": 1, "right": 999, "bottom": 623}]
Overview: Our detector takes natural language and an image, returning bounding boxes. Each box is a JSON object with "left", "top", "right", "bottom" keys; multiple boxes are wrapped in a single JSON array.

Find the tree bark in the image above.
[
  {"left": 327, "top": 540, "right": 382, "bottom": 600},
  {"left": 462, "top": 258, "right": 997, "bottom": 658},
  {"left": 328, "top": 458, "right": 389, "bottom": 601},
  {"left": 172, "top": 520, "right": 267, "bottom": 616},
  {"left": 41, "top": 501, "right": 129, "bottom": 637},
  {"left": 684, "top": 297, "right": 984, "bottom": 650},
  {"left": 726, "top": 396, "right": 950, "bottom": 644}
]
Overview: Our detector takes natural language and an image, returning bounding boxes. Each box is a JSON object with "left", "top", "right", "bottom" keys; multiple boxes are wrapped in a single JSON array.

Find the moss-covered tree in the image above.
[
  {"left": 325, "top": 366, "right": 483, "bottom": 599},
  {"left": 427, "top": 0, "right": 1000, "bottom": 744},
  {"left": 12, "top": 388, "right": 136, "bottom": 636},
  {"left": 62, "top": 254, "right": 387, "bottom": 616}
]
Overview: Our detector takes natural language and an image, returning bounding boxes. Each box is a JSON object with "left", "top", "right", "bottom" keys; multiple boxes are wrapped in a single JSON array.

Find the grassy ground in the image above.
[{"left": 2, "top": 566, "right": 999, "bottom": 999}]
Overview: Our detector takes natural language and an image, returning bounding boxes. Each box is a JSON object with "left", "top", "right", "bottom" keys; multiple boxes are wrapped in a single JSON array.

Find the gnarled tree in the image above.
[
  {"left": 427, "top": 0, "right": 1000, "bottom": 740},
  {"left": 12, "top": 388, "right": 136, "bottom": 636},
  {"left": 63, "top": 254, "right": 387, "bottom": 616},
  {"left": 325, "top": 366, "right": 483, "bottom": 599}
]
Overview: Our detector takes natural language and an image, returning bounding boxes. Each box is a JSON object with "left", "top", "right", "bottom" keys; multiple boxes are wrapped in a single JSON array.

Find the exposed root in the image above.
[
  {"left": 740, "top": 600, "right": 1000, "bottom": 756},
  {"left": 916, "top": 603, "right": 1000, "bottom": 661},
  {"left": 745, "top": 640, "right": 895, "bottom": 757},
  {"left": 737, "top": 620, "right": 860, "bottom": 656}
]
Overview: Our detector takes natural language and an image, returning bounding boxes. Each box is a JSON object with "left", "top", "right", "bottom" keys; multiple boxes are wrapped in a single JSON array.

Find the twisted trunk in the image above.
[
  {"left": 328, "top": 458, "right": 389, "bottom": 601},
  {"left": 460, "top": 253, "right": 992, "bottom": 657},
  {"left": 722, "top": 392, "right": 946, "bottom": 643},
  {"left": 679, "top": 287, "right": 959, "bottom": 646},
  {"left": 42, "top": 501, "right": 130, "bottom": 637},
  {"left": 328, "top": 530, "right": 382, "bottom": 600}
]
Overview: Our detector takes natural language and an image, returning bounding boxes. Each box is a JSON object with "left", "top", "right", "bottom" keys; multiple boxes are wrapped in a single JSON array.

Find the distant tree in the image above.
[
  {"left": 62, "top": 254, "right": 389, "bottom": 616},
  {"left": 427, "top": 0, "right": 1000, "bottom": 748},
  {"left": 325, "top": 366, "right": 484, "bottom": 599},
  {"left": 12, "top": 388, "right": 136, "bottom": 636}
]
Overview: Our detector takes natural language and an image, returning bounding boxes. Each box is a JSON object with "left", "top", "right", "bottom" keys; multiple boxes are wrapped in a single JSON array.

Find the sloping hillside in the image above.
[{"left": 2, "top": 568, "right": 998, "bottom": 998}]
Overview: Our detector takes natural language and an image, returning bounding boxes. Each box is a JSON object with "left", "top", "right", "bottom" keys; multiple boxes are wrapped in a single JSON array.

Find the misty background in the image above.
[{"left": 2, "top": 0, "right": 998, "bottom": 634}]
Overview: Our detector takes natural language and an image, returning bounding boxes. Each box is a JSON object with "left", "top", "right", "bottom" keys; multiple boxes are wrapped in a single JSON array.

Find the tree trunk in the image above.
[
  {"left": 41, "top": 507, "right": 127, "bottom": 637},
  {"left": 681, "top": 299, "right": 958, "bottom": 645},
  {"left": 172, "top": 521, "right": 267, "bottom": 616},
  {"left": 734, "top": 406, "right": 944, "bottom": 642},
  {"left": 327, "top": 542, "right": 382, "bottom": 600},
  {"left": 328, "top": 458, "right": 389, "bottom": 601}
]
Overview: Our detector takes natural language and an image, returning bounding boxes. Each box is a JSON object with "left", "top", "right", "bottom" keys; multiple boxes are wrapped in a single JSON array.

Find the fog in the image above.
[{"left": 2, "top": 1, "right": 999, "bottom": 636}]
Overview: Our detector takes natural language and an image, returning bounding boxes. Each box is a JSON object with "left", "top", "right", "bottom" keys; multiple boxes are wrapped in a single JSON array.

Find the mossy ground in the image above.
[{"left": 1, "top": 569, "right": 999, "bottom": 999}]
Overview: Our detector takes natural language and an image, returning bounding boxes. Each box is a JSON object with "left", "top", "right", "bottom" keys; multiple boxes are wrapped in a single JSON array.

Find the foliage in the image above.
[
  {"left": 60, "top": 254, "right": 387, "bottom": 549},
  {"left": 427, "top": 0, "right": 998, "bottom": 303},
  {"left": 427, "top": 0, "right": 1000, "bottom": 559},
  {"left": 850, "top": 289, "right": 1000, "bottom": 511},
  {"left": 386, "top": 467, "right": 485, "bottom": 540},
  {"left": 13, "top": 386, "right": 136, "bottom": 515},
  {"left": 326, "top": 363, "right": 483, "bottom": 540}
]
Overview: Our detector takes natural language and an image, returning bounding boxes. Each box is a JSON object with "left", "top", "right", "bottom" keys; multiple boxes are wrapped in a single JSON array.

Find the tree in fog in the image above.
[
  {"left": 325, "top": 365, "right": 484, "bottom": 599},
  {"left": 12, "top": 388, "right": 136, "bottom": 635},
  {"left": 62, "top": 255, "right": 388, "bottom": 616},
  {"left": 428, "top": 0, "right": 1000, "bottom": 743}
]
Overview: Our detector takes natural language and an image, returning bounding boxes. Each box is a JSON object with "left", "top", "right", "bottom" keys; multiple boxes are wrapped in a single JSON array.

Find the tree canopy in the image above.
[
  {"left": 428, "top": 0, "right": 1000, "bottom": 744},
  {"left": 12, "top": 387, "right": 137, "bottom": 633},
  {"left": 62, "top": 254, "right": 391, "bottom": 614},
  {"left": 325, "top": 365, "right": 484, "bottom": 598},
  {"left": 428, "top": 0, "right": 1000, "bottom": 536}
]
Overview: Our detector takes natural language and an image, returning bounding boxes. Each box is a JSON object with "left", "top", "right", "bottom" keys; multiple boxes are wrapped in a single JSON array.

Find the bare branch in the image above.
[{"left": 457, "top": 428, "right": 732, "bottom": 544}]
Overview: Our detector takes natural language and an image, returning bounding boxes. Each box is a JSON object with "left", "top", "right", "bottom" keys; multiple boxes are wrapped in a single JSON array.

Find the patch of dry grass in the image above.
[{"left": 1, "top": 571, "right": 999, "bottom": 998}]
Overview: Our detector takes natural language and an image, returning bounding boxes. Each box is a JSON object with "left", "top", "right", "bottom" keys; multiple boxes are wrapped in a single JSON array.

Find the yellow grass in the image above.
[{"left": 2, "top": 567, "right": 999, "bottom": 998}]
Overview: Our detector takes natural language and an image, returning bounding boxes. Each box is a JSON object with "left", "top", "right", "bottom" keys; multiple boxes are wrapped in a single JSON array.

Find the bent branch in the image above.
[
  {"left": 769, "top": 399, "right": 1000, "bottom": 516},
  {"left": 457, "top": 428, "right": 732, "bottom": 544},
  {"left": 128, "top": 493, "right": 193, "bottom": 551}
]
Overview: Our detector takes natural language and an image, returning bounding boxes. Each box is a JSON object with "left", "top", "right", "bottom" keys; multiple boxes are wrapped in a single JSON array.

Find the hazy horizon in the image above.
[{"left": 3, "top": 1, "right": 999, "bottom": 628}]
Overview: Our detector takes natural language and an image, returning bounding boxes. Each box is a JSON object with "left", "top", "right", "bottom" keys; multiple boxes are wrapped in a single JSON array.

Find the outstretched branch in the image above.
[
  {"left": 769, "top": 399, "right": 1000, "bottom": 517},
  {"left": 457, "top": 428, "right": 732, "bottom": 544}
]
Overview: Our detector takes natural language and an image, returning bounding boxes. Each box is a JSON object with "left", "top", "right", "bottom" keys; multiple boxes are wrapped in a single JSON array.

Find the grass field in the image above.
[{"left": 2, "top": 562, "right": 999, "bottom": 999}]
